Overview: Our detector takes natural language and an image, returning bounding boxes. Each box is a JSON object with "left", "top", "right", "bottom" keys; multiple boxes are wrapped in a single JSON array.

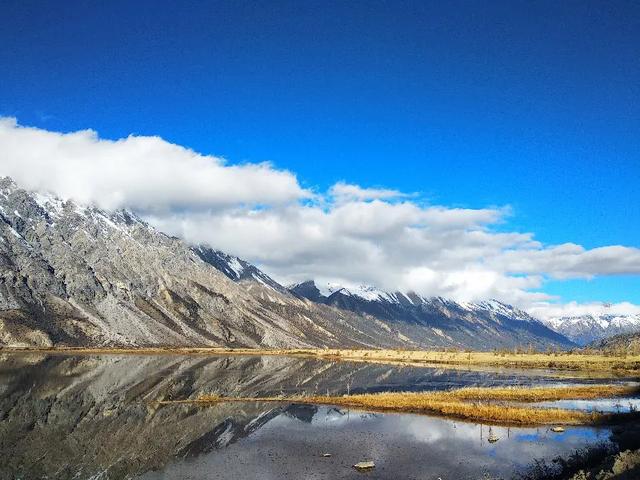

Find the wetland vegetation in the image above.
[{"left": 164, "top": 384, "right": 640, "bottom": 426}]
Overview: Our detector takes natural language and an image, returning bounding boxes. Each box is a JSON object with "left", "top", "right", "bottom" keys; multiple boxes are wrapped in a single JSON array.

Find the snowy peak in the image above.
[
  {"left": 469, "top": 299, "right": 535, "bottom": 322},
  {"left": 288, "top": 280, "right": 325, "bottom": 303},
  {"left": 287, "top": 279, "right": 569, "bottom": 347},
  {"left": 192, "top": 245, "right": 286, "bottom": 293},
  {"left": 324, "top": 283, "right": 400, "bottom": 303},
  {"left": 542, "top": 312, "right": 640, "bottom": 345},
  {"left": 290, "top": 280, "right": 409, "bottom": 304},
  {"left": 193, "top": 246, "right": 247, "bottom": 280},
  {"left": 0, "top": 177, "right": 149, "bottom": 241},
  {"left": 289, "top": 281, "right": 541, "bottom": 325}
]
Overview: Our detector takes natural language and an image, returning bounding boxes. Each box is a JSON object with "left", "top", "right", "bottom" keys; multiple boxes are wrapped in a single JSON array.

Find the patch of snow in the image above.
[
  {"left": 33, "top": 191, "right": 65, "bottom": 217},
  {"left": 7, "top": 226, "right": 22, "bottom": 239},
  {"left": 316, "top": 282, "right": 336, "bottom": 298},
  {"left": 245, "top": 410, "right": 273, "bottom": 431},
  {"left": 471, "top": 299, "right": 532, "bottom": 321},
  {"left": 215, "top": 422, "right": 235, "bottom": 447},
  {"left": 320, "top": 282, "right": 399, "bottom": 303},
  {"left": 395, "top": 292, "right": 413, "bottom": 304},
  {"left": 397, "top": 332, "right": 411, "bottom": 342},
  {"left": 457, "top": 301, "right": 475, "bottom": 311},
  {"left": 226, "top": 255, "right": 245, "bottom": 277},
  {"left": 344, "top": 284, "right": 394, "bottom": 302}
]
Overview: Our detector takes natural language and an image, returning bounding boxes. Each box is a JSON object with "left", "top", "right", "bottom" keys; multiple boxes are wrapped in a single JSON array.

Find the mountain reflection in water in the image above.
[
  {"left": 0, "top": 353, "right": 617, "bottom": 479},
  {"left": 141, "top": 405, "right": 609, "bottom": 480}
]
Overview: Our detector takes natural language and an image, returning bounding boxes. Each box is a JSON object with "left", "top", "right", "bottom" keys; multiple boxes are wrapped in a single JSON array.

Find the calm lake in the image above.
[{"left": 0, "top": 353, "right": 634, "bottom": 479}]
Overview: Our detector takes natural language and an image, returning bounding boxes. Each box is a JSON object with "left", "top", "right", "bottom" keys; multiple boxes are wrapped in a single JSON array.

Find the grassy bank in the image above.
[
  {"left": 292, "top": 348, "right": 640, "bottom": 375},
  {"left": 4, "top": 346, "right": 640, "bottom": 375},
  {"left": 160, "top": 384, "right": 640, "bottom": 426}
]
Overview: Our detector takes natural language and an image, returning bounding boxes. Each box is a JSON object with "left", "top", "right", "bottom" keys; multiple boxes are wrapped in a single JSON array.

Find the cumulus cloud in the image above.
[
  {"left": 0, "top": 117, "right": 308, "bottom": 211},
  {"left": 1, "top": 117, "right": 639, "bottom": 319},
  {"left": 147, "top": 198, "right": 640, "bottom": 308}
]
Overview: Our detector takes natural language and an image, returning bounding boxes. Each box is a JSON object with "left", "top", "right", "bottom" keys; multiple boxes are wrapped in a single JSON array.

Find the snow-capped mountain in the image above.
[
  {"left": 192, "top": 246, "right": 286, "bottom": 293},
  {"left": 542, "top": 313, "right": 640, "bottom": 346},
  {"left": 288, "top": 280, "right": 570, "bottom": 347},
  {"left": 0, "top": 176, "right": 424, "bottom": 349},
  {"left": 289, "top": 280, "right": 535, "bottom": 322},
  {"left": 0, "top": 176, "right": 572, "bottom": 350}
]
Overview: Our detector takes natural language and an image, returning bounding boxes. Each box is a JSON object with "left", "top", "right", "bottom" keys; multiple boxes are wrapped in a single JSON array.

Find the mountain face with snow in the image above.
[
  {"left": 0, "top": 176, "right": 572, "bottom": 350},
  {"left": 1, "top": 176, "right": 439, "bottom": 349},
  {"left": 191, "top": 246, "right": 287, "bottom": 293},
  {"left": 287, "top": 280, "right": 571, "bottom": 348},
  {"left": 542, "top": 313, "right": 640, "bottom": 346}
]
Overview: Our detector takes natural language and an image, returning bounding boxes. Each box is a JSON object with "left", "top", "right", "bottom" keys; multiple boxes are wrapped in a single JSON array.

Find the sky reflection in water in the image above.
[{"left": 140, "top": 405, "right": 611, "bottom": 480}]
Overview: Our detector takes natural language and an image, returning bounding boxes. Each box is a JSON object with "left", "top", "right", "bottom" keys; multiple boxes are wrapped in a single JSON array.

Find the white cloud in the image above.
[
  {"left": 148, "top": 199, "right": 640, "bottom": 310},
  {"left": 528, "top": 301, "right": 640, "bottom": 322},
  {"left": 328, "top": 182, "right": 411, "bottom": 203},
  {"left": 0, "top": 117, "right": 309, "bottom": 212},
  {"left": 2, "top": 117, "right": 639, "bottom": 320},
  {"left": 496, "top": 244, "right": 640, "bottom": 278}
]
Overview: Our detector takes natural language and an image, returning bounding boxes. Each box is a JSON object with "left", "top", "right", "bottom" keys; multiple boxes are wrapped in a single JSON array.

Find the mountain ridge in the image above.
[
  {"left": 0, "top": 176, "right": 572, "bottom": 350},
  {"left": 541, "top": 312, "right": 640, "bottom": 345}
]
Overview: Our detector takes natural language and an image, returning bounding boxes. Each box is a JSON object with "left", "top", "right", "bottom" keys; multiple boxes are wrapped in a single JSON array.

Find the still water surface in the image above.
[{"left": 0, "top": 353, "right": 629, "bottom": 479}]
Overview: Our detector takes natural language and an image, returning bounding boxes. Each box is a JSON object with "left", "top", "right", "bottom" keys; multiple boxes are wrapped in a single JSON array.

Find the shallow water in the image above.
[
  {"left": 534, "top": 397, "right": 640, "bottom": 413},
  {"left": 139, "top": 405, "right": 610, "bottom": 480},
  {"left": 0, "top": 353, "right": 630, "bottom": 479}
]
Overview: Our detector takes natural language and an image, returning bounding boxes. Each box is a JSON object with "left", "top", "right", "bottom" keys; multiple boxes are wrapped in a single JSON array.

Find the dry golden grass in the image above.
[
  {"left": 292, "top": 394, "right": 598, "bottom": 425},
  {"left": 298, "top": 348, "right": 640, "bottom": 374},
  {"left": 4, "top": 346, "right": 640, "bottom": 375},
  {"left": 444, "top": 384, "right": 639, "bottom": 402},
  {"left": 162, "top": 384, "right": 640, "bottom": 426}
]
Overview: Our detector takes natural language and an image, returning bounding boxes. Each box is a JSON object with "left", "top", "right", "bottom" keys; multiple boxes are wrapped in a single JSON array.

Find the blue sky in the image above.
[{"left": 1, "top": 0, "right": 639, "bottom": 306}]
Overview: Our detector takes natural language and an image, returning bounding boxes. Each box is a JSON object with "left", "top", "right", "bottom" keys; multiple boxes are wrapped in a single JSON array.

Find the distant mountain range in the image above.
[
  {"left": 0, "top": 176, "right": 573, "bottom": 350},
  {"left": 541, "top": 313, "right": 640, "bottom": 346},
  {"left": 195, "top": 248, "right": 571, "bottom": 349},
  {"left": 288, "top": 280, "right": 537, "bottom": 325}
]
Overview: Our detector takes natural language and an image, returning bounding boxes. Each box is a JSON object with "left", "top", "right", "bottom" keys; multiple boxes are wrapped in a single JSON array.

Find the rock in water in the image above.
[{"left": 353, "top": 461, "right": 375, "bottom": 471}]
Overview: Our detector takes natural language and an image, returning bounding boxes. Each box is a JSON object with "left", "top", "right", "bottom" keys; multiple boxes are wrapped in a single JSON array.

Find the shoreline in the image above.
[{"left": 2, "top": 346, "right": 640, "bottom": 376}]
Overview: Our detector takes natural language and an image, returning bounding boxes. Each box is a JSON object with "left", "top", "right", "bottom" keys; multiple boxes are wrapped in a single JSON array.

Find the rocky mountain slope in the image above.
[
  {"left": 0, "top": 177, "right": 571, "bottom": 349},
  {"left": 191, "top": 246, "right": 287, "bottom": 293},
  {"left": 589, "top": 332, "right": 640, "bottom": 355},
  {"left": 542, "top": 313, "right": 640, "bottom": 346}
]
